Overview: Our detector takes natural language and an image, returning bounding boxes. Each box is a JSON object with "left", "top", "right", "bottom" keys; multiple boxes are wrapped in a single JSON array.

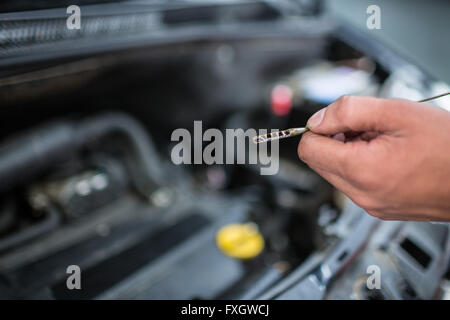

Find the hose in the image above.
[
  {"left": 0, "top": 123, "right": 80, "bottom": 193},
  {"left": 77, "top": 112, "right": 166, "bottom": 197},
  {"left": 0, "top": 207, "right": 60, "bottom": 253},
  {"left": 0, "top": 112, "right": 164, "bottom": 197}
]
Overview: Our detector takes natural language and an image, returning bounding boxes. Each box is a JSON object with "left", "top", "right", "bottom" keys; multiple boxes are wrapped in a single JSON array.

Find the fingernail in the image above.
[
  {"left": 332, "top": 133, "right": 346, "bottom": 142},
  {"left": 307, "top": 108, "right": 326, "bottom": 129}
]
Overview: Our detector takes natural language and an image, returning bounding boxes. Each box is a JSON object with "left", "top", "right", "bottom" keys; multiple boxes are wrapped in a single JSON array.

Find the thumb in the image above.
[{"left": 306, "top": 96, "right": 401, "bottom": 135}]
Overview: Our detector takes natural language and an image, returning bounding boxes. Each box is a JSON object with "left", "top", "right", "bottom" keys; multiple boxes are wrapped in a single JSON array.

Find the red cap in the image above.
[{"left": 271, "top": 84, "right": 293, "bottom": 116}]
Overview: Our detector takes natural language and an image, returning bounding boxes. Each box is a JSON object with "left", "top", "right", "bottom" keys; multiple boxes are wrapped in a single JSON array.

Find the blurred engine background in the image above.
[{"left": 0, "top": 0, "right": 448, "bottom": 300}]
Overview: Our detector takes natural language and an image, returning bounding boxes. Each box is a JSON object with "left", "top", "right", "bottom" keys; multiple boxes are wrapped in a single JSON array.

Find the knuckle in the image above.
[
  {"left": 367, "top": 210, "right": 395, "bottom": 221},
  {"left": 298, "top": 132, "right": 316, "bottom": 163},
  {"left": 354, "top": 169, "right": 380, "bottom": 189},
  {"left": 334, "top": 150, "right": 351, "bottom": 176},
  {"left": 348, "top": 150, "right": 380, "bottom": 189},
  {"left": 353, "top": 194, "right": 380, "bottom": 213},
  {"left": 335, "top": 95, "right": 354, "bottom": 122},
  {"left": 297, "top": 137, "right": 309, "bottom": 162},
  {"left": 333, "top": 143, "right": 358, "bottom": 178},
  {"left": 366, "top": 210, "right": 386, "bottom": 220}
]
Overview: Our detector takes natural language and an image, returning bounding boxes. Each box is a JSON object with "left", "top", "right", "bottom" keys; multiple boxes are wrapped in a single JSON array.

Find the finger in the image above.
[
  {"left": 298, "top": 131, "right": 357, "bottom": 178},
  {"left": 359, "top": 131, "right": 379, "bottom": 141},
  {"left": 306, "top": 96, "right": 406, "bottom": 135},
  {"left": 310, "top": 165, "right": 379, "bottom": 215},
  {"left": 332, "top": 132, "right": 346, "bottom": 142},
  {"left": 311, "top": 165, "right": 358, "bottom": 197},
  {"left": 346, "top": 131, "right": 379, "bottom": 143}
]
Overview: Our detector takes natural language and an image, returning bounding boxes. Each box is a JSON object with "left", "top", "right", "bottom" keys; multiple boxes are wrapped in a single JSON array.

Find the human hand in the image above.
[{"left": 298, "top": 96, "right": 450, "bottom": 221}]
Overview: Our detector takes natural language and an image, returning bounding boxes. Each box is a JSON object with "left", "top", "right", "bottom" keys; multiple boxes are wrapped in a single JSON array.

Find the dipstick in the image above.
[
  {"left": 252, "top": 127, "right": 309, "bottom": 144},
  {"left": 253, "top": 92, "right": 450, "bottom": 144}
]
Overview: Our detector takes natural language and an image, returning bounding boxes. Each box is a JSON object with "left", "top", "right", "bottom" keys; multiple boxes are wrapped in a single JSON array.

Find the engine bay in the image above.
[{"left": 0, "top": 1, "right": 449, "bottom": 300}]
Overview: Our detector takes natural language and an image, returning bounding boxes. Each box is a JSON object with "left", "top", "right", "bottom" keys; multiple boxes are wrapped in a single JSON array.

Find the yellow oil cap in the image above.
[{"left": 216, "top": 223, "right": 264, "bottom": 259}]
